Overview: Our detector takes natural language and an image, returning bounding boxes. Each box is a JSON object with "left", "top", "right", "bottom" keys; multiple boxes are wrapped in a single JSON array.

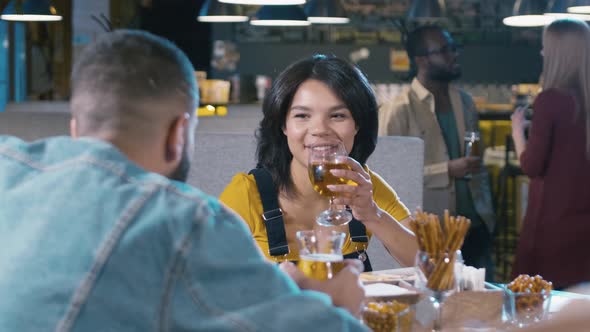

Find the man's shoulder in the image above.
[
  {"left": 393, "top": 85, "right": 414, "bottom": 104},
  {"left": 381, "top": 88, "right": 413, "bottom": 114},
  {"left": 0, "top": 136, "right": 99, "bottom": 170},
  {"left": 0, "top": 136, "right": 114, "bottom": 161},
  {"left": 0, "top": 135, "right": 56, "bottom": 155},
  {"left": 0, "top": 135, "right": 222, "bottom": 214},
  {"left": 0, "top": 135, "right": 26, "bottom": 147}
]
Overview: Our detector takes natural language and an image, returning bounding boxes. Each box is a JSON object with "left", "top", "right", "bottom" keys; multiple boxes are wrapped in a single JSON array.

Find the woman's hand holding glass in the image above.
[
  {"left": 511, "top": 105, "right": 531, "bottom": 134},
  {"left": 326, "top": 157, "right": 381, "bottom": 225},
  {"left": 308, "top": 141, "right": 355, "bottom": 226}
]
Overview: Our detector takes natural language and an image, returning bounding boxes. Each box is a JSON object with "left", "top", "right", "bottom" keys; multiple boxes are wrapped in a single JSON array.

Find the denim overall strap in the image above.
[
  {"left": 250, "top": 168, "right": 372, "bottom": 271},
  {"left": 347, "top": 213, "right": 372, "bottom": 272},
  {"left": 249, "top": 168, "right": 289, "bottom": 256}
]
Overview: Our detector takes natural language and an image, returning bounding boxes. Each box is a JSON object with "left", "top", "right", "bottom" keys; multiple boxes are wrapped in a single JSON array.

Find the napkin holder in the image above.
[
  {"left": 364, "top": 280, "right": 424, "bottom": 306},
  {"left": 441, "top": 289, "right": 504, "bottom": 328}
]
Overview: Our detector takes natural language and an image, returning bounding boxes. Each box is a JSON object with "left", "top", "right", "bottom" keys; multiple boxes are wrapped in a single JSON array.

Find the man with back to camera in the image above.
[
  {"left": 0, "top": 29, "right": 368, "bottom": 331},
  {"left": 378, "top": 25, "right": 496, "bottom": 280}
]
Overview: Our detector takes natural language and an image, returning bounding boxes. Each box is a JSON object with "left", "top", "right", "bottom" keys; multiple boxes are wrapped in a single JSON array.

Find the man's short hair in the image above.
[
  {"left": 70, "top": 29, "right": 198, "bottom": 136},
  {"left": 405, "top": 25, "right": 444, "bottom": 77},
  {"left": 405, "top": 25, "right": 444, "bottom": 60}
]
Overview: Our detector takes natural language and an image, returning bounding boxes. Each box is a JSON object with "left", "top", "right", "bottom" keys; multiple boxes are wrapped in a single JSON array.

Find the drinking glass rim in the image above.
[
  {"left": 504, "top": 287, "right": 552, "bottom": 297},
  {"left": 307, "top": 140, "right": 348, "bottom": 156},
  {"left": 296, "top": 229, "right": 347, "bottom": 238},
  {"left": 362, "top": 301, "right": 413, "bottom": 316}
]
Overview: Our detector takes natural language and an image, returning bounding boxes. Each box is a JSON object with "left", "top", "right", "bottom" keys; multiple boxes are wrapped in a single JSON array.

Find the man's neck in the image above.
[{"left": 417, "top": 74, "right": 449, "bottom": 97}]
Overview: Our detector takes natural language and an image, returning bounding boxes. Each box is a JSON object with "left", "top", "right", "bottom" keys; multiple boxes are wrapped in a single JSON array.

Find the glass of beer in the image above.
[
  {"left": 296, "top": 230, "right": 346, "bottom": 280},
  {"left": 308, "top": 140, "right": 354, "bottom": 226},
  {"left": 464, "top": 131, "right": 480, "bottom": 157},
  {"left": 463, "top": 131, "right": 480, "bottom": 180}
]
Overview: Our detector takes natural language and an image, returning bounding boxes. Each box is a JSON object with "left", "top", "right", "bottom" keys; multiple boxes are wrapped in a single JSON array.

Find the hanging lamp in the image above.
[
  {"left": 198, "top": 0, "right": 249, "bottom": 23},
  {"left": 304, "top": 0, "right": 349, "bottom": 24},
  {"left": 503, "top": 0, "right": 552, "bottom": 27},
  {"left": 1, "top": 0, "right": 62, "bottom": 22},
  {"left": 568, "top": 0, "right": 590, "bottom": 13},
  {"left": 250, "top": 5, "right": 310, "bottom": 27},
  {"left": 219, "top": 0, "right": 305, "bottom": 5},
  {"left": 545, "top": 0, "right": 590, "bottom": 20}
]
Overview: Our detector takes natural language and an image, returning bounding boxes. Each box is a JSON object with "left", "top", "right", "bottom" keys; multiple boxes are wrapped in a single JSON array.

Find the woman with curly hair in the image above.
[{"left": 220, "top": 55, "right": 417, "bottom": 271}]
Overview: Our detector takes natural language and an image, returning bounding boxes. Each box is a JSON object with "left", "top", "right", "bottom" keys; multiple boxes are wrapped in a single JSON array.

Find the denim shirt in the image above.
[{"left": 0, "top": 136, "right": 367, "bottom": 332}]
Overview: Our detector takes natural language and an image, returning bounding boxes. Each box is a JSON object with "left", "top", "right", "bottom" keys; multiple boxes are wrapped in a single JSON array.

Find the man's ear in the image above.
[
  {"left": 165, "top": 113, "right": 189, "bottom": 162},
  {"left": 70, "top": 117, "right": 78, "bottom": 138}
]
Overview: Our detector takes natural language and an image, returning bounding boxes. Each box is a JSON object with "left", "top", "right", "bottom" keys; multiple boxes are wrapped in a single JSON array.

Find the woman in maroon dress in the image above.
[{"left": 511, "top": 18, "right": 590, "bottom": 289}]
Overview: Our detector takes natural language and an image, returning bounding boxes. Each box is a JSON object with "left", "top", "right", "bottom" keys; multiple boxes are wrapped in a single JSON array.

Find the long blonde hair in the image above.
[{"left": 542, "top": 18, "right": 590, "bottom": 156}]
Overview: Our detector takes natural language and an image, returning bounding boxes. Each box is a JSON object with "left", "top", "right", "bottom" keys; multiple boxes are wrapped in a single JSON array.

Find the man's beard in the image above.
[
  {"left": 428, "top": 64, "right": 461, "bottom": 82},
  {"left": 168, "top": 144, "right": 191, "bottom": 182}
]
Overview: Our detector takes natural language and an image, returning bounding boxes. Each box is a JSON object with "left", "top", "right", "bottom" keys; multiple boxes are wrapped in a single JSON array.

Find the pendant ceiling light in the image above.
[
  {"left": 568, "top": 0, "right": 590, "bottom": 13},
  {"left": 545, "top": 0, "right": 590, "bottom": 21},
  {"left": 250, "top": 5, "right": 310, "bottom": 26},
  {"left": 303, "top": 0, "right": 349, "bottom": 24},
  {"left": 406, "top": 0, "right": 446, "bottom": 22},
  {"left": 503, "top": 0, "right": 552, "bottom": 27},
  {"left": 219, "top": 0, "right": 305, "bottom": 5},
  {"left": 198, "top": 0, "right": 249, "bottom": 23},
  {"left": 1, "top": 0, "right": 62, "bottom": 22}
]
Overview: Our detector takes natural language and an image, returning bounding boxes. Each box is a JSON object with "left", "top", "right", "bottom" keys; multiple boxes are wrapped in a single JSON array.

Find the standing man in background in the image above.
[{"left": 378, "top": 25, "right": 495, "bottom": 280}]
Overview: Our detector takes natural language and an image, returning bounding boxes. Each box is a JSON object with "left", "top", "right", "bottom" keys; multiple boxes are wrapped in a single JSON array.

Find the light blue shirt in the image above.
[{"left": 0, "top": 136, "right": 367, "bottom": 332}]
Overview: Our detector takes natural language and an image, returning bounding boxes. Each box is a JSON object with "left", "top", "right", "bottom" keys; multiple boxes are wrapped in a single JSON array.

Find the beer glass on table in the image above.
[
  {"left": 308, "top": 140, "right": 354, "bottom": 226},
  {"left": 463, "top": 131, "right": 480, "bottom": 180},
  {"left": 296, "top": 230, "right": 346, "bottom": 280}
]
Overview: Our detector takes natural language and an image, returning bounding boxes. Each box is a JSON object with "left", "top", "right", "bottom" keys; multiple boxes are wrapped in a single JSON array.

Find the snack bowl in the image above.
[
  {"left": 361, "top": 300, "right": 414, "bottom": 332},
  {"left": 504, "top": 287, "right": 552, "bottom": 328}
]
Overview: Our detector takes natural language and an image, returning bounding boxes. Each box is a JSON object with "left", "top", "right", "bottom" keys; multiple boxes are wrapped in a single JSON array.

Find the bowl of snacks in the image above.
[
  {"left": 361, "top": 300, "right": 414, "bottom": 332},
  {"left": 504, "top": 274, "right": 553, "bottom": 328}
]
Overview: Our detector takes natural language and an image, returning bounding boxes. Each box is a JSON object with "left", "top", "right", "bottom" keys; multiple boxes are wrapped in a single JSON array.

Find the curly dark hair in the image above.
[{"left": 256, "top": 54, "right": 378, "bottom": 196}]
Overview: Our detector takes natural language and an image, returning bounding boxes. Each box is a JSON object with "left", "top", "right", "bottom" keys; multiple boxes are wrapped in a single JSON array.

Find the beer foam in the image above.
[{"left": 300, "top": 253, "right": 343, "bottom": 262}]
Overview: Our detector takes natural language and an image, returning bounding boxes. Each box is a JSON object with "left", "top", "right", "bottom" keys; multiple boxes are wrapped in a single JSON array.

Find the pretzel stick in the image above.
[
  {"left": 443, "top": 209, "right": 450, "bottom": 239},
  {"left": 412, "top": 209, "right": 471, "bottom": 291}
]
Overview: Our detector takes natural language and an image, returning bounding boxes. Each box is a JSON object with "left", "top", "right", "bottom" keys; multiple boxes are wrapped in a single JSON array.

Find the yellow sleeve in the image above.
[
  {"left": 368, "top": 169, "right": 411, "bottom": 221},
  {"left": 219, "top": 173, "right": 263, "bottom": 234},
  {"left": 219, "top": 173, "right": 274, "bottom": 261}
]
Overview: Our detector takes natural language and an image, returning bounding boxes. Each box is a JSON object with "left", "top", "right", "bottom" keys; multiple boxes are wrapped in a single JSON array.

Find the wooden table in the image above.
[{"left": 362, "top": 268, "right": 590, "bottom": 331}]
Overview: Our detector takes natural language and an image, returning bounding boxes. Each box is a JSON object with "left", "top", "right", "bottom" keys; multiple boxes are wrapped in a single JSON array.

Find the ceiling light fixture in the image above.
[
  {"left": 219, "top": 0, "right": 306, "bottom": 5},
  {"left": 503, "top": 0, "right": 552, "bottom": 27},
  {"left": 1, "top": 0, "right": 62, "bottom": 22},
  {"left": 198, "top": 0, "right": 249, "bottom": 23},
  {"left": 568, "top": 0, "right": 590, "bottom": 13},
  {"left": 545, "top": 0, "right": 590, "bottom": 20},
  {"left": 250, "top": 5, "right": 310, "bottom": 27},
  {"left": 304, "top": 0, "right": 349, "bottom": 24}
]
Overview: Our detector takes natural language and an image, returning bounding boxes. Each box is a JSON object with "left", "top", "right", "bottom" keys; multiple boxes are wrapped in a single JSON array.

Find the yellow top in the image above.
[{"left": 219, "top": 167, "right": 411, "bottom": 262}]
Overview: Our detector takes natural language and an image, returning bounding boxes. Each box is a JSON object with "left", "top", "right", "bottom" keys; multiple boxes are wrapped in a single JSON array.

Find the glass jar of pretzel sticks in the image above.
[{"left": 410, "top": 209, "right": 471, "bottom": 331}]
